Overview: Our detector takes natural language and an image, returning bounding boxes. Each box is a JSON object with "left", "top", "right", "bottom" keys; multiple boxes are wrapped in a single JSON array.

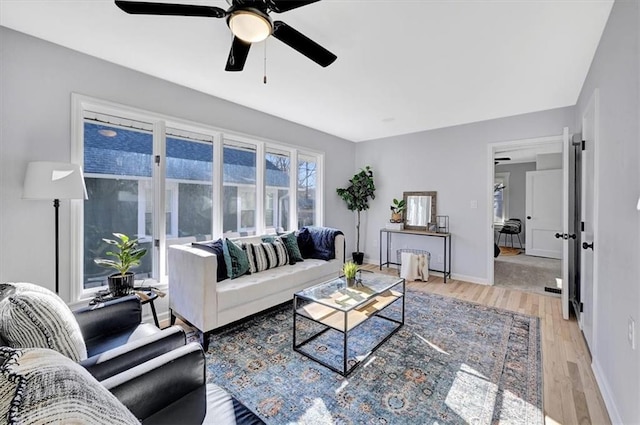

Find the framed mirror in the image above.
[{"left": 403, "top": 191, "right": 437, "bottom": 231}]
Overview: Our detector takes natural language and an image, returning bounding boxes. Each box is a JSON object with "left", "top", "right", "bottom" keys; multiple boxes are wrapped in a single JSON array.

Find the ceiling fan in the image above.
[
  {"left": 114, "top": 0, "right": 337, "bottom": 72},
  {"left": 494, "top": 156, "right": 511, "bottom": 165}
]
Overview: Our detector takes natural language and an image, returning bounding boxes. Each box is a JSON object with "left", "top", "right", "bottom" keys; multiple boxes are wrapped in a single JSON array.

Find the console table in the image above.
[{"left": 379, "top": 228, "right": 452, "bottom": 283}]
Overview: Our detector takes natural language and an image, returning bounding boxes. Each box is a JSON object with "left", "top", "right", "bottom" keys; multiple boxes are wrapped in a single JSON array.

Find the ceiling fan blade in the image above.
[
  {"left": 225, "top": 37, "right": 251, "bottom": 71},
  {"left": 495, "top": 157, "right": 511, "bottom": 161},
  {"left": 272, "top": 21, "right": 336, "bottom": 67},
  {"left": 267, "top": 0, "right": 320, "bottom": 13},
  {"left": 115, "top": 1, "right": 226, "bottom": 18}
]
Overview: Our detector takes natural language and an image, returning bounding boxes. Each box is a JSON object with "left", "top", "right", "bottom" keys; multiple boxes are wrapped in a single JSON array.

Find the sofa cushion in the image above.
[
  {"left": 217, "top": 259, "right": 337, "bottom": 311},
  {"left": 0, "top": 282, "right": 87, "bottom": 362},
  {"left": 223, "top": 239, "right": 251, "bottom": 279},
  {"left": 192, "top": 239, "right": 228, "bottom": 282},
  {"left": 0, "top": 346, "right": 139, "bottom": 425}
]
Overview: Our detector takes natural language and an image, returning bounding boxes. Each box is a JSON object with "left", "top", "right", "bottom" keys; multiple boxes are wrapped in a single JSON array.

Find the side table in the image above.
[{"left": 89, "top": 289, "right": 160, "bottom": 328}]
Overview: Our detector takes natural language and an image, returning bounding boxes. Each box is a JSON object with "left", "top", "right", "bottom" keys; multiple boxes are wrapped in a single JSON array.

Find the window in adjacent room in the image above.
[{"left": 494, "top": 172, "right": 510, "bottom": 224}]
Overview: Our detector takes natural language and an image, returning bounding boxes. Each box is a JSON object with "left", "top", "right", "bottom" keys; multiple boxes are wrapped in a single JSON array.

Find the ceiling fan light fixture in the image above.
[{"left": 229, "top": 9, "right": 272, "bottom": 43}]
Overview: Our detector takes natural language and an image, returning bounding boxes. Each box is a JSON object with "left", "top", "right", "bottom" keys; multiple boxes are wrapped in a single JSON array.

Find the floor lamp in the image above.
[{"left": 23, "top": 161, "right": 88, "bottom": 294}]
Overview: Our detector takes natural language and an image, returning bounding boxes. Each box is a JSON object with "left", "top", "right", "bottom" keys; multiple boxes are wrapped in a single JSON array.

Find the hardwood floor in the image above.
[{"left": 364, "top": 263, "right": 611, "bottom": 425}]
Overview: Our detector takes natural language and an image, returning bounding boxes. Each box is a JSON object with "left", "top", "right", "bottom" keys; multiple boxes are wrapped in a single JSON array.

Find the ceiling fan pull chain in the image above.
[{"left": 263, "top": 40, "right": 268, "bottom": 84}]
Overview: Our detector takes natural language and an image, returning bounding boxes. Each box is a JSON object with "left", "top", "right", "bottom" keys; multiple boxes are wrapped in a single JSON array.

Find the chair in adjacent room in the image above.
[{"left": 496, "top": 218, "right": 523, "bottom": 249}]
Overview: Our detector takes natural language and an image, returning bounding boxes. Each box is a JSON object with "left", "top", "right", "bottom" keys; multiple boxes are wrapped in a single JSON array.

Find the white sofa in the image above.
[{"left": 168, "top": 232, "right": 345, "bottom": 348}]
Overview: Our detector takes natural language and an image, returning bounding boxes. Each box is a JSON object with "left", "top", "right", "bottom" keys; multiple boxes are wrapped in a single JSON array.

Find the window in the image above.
[
  {"left": 297, "top": 154, "right": 317, "bottom": 228},
  {"left": 82, "top": 120, "right": 154, "bottom": 289},
  {"left": 165, "top": 129, "right": 214, "bottom": 241},
  {"left": 265, "top": 149, "right": 290, "bottom": 233},
  {"left": 223, "top": 143, "right": 256, "bottom": 236},
  {"left": 74, "top": 95, "right": 324, "bottom": 298},
  {"left": 494, "top": 172, "right": 510, "bottom": 224}
]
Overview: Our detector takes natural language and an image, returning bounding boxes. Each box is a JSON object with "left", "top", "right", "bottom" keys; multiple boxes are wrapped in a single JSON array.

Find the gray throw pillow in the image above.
[{"left": 0, "top": 346, "right": 139, "bottom": 424}]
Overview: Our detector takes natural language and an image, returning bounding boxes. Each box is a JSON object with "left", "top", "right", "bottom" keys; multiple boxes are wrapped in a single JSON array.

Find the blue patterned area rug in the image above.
[{"left": 203, "top": 290, "right": 542, "bottom": 424}]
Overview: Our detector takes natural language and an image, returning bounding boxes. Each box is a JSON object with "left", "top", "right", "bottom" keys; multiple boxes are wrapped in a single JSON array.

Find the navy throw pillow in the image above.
[
  {"left": 296, "top": 227, "right": 315, "bottom": 259},
  {"left": 191, "top": 239, "right": 228, "bottom": 282}
]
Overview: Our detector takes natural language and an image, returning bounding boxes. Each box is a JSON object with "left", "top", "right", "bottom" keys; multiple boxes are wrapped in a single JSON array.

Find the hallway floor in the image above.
[{"left": 494, "top": 249, "right": 562, "bottom": 297}]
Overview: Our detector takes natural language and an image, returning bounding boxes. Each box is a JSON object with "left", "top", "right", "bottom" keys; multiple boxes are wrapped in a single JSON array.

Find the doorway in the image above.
[{"left": 487, "top": 132, "right": 573, "bottom": 309}]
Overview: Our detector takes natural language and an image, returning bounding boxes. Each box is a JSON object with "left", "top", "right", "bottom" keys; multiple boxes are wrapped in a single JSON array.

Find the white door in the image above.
[
  {"left": 580, "top": 91, "right": 598, "bottom": 351},
  {"left": 525, "top": 169, "right": 563, "bottom": 259},
  {"left": 561, "top": 128, "right": 570, "bottom": 320}
]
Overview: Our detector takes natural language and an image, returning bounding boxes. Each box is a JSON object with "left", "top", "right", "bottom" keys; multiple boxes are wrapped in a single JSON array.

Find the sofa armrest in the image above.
[
  {"left": 73, "top": 295, "right": 142, "bottom": 341},
  {"left": 168, "top": 245, "right": 219, "bottom": 333},
  {"left": 334, "top": 233, "right": 345, "bottom": 264},
  {"left": 80, "top": 325, "right": 186, "bottom": 381},
  {"left": 102, "top": 342, "right": 206, "bottom": 423}
]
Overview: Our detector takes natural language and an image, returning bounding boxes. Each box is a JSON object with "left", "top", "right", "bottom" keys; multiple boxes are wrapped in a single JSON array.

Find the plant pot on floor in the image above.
[
  {"left": 352, "top": 252, "right": 364, "bottom": 265},
  {"left": 108, "top": 272, "right": 135, "bottom": 297}
]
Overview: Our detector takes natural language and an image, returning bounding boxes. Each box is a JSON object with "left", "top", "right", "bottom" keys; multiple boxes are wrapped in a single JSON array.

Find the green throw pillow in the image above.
[
  {"left": 279, "top": 232, "right": 304, "bottom": 264},
  {"left": 222, "top": 238, "right": 251, "bottom": 279}
]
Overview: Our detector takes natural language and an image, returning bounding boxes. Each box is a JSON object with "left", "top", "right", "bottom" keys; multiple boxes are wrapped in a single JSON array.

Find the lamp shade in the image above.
[{"left": 23, "top": 161, "right": 88, "bottom": 200}]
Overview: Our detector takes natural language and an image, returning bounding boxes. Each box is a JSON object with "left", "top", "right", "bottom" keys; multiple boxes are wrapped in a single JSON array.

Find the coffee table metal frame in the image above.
[{"left": 293, "top": 274, "right": 405, "bottom": 376}]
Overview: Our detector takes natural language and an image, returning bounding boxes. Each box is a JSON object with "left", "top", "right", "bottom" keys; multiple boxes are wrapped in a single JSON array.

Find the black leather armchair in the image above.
[
  {"left": 73, "top": 295, "right": 187, "bottom": 380},
  {"left": 103, "top": 342, "right": 265, "bottom": 425}
]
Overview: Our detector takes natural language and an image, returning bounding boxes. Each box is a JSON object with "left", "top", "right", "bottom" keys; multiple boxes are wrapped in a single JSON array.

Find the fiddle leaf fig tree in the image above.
[{"left": 336, "top": 166, "right": 376, "bottom": 259}]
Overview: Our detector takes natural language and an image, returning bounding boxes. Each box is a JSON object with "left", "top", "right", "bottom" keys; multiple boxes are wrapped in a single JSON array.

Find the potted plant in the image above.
[
  {"left": 94, "top": 233, "right": 147, "bottom": 297},
  {"left": 390, "top": 198, "right": 406, "bottom": 222},
  {"left": 343, "top": 261, "right": 358, "bottom": 286},
  {"left": 337, "top": 166, "right": 376, "bottom": 265}
]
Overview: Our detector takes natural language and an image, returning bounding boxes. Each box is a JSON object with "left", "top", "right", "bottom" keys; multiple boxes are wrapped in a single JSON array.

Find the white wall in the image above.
[
  {"left": 574, "top": 1, "right": 640, "bottom": 422},
  {"left": 495, "top": 162, "right": 536, "bottom": 245},
  {"left": 535, "top": 152, "right": 562, "bottom": 170},
  {"left": 356, "top": 107, "right": 575, "bottom": 283},
  {"left": 0, "top": 27, "right": 355, "bottom": 303}
]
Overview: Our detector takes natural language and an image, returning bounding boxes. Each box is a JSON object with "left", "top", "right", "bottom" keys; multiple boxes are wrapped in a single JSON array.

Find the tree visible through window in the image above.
[{"left": 297, "top": 155, "right": 317, "bottom": 228}]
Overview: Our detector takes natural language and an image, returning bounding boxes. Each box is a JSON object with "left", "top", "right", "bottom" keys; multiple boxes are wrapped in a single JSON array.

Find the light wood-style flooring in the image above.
[{"left": 365, "top": 264, "right": 611, "bottom": 425}]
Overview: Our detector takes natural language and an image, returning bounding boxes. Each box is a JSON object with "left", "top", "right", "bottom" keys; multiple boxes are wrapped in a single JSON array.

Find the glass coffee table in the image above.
[{"left": 293, "top": 273, "right": 405, "bottom": 376}]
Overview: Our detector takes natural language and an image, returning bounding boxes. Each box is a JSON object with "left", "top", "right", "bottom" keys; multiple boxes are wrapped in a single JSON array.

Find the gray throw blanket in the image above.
[{"left": 305, "top": 226, "right": 343, "bottom": 261}]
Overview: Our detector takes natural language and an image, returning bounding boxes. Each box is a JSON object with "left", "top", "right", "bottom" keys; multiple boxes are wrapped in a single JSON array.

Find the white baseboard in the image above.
[
  {"left": 592, "top": 359, "right": 622, "bottom": 424},
  {"left": 450, "top": 273, "right": 490, "bottom": 285}
]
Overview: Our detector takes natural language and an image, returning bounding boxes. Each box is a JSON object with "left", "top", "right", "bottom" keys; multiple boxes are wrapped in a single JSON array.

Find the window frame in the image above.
[
  {"left": 493, "top": 172, "right": 510, "bottom": 225},
  {"left": 71, "top": 94, "right": 324, "bottom": 302}
]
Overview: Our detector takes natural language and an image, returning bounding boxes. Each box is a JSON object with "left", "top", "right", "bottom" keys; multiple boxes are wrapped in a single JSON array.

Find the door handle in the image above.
[
  {"left": 527, "top": 216, "right": 531, "bottom": 219},
  {"left": 554, "top": 233, "right": 563, "bottom": 239},
  {"left": 582, "top": 242, "right": 594, "bottom": 250},
  {"left": 568, "top": 234, "right": 577, "bottom": 239}
]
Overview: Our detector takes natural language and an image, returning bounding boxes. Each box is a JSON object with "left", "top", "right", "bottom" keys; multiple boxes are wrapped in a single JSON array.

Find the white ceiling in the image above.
[{"left": 1, "top": 0, "right": 613, "bottom": 142}]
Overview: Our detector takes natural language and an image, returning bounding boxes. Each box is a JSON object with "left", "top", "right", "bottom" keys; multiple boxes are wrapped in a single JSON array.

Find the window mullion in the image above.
[
  {"left": 212, "top": 134, "right": 223, "bottom": 238},
  {"left": 153, "top": 121, "right": 166, "bottom": 281},
  {"left": 256, "top": 142, "right": 266, "bottom": 235},
  {"left": 290, "top": 149, "right": 299, "bottom": 231}
]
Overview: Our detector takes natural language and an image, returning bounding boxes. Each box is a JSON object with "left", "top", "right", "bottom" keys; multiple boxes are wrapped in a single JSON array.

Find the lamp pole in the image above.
[{"left": 54, "top": 198, "right": 60, "bottom": 294}]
